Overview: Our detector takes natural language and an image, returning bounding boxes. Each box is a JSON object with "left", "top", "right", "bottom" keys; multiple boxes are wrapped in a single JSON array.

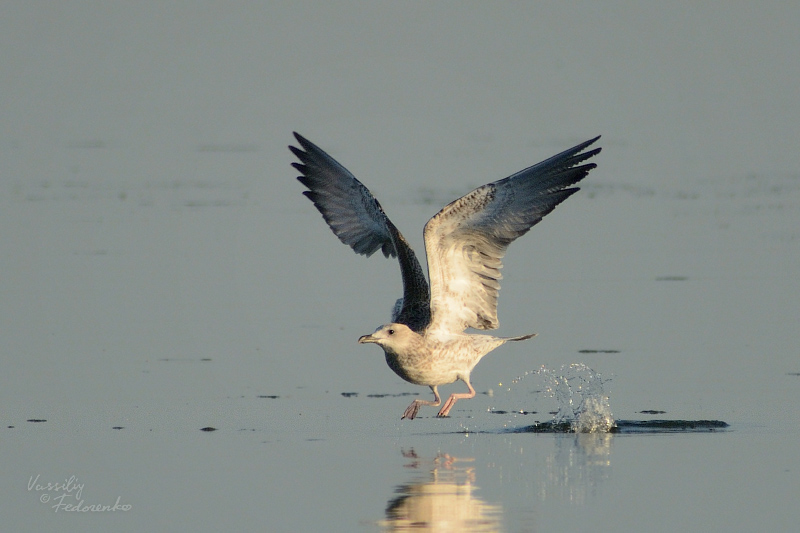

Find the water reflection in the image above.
[
  {"left": 380, "top": 449, "right": 503, "bottom": 532},
  {"left": 538, "top": 433, "right": 613, "bottom": 504}
]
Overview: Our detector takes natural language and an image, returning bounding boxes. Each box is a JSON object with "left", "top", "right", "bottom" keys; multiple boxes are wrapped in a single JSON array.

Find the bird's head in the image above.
[{"left": 358, "top": 323, "right": 419, "bottom": 354}]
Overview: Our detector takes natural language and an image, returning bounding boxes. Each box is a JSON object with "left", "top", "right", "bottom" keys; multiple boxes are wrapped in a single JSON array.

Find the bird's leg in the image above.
[
  {"left": 402, "top": 386, "right": 441, "bottom": 420},
  {"left": 438, "top": 378, "right": 476, "bottom": 417}
]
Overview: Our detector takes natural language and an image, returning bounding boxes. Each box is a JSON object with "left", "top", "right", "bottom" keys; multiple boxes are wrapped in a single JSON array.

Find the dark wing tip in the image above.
[
  {"left": 584, "top": 146, "right": 602, "bottom": 158},
  {"left": 290, "top": 133, "right": 326, "bottom": 164},
  {"left": 581, "top": 135, "right": 601, "bottom": 148},
  {"left": 292, "top": 131, "right": 308, "bottom": 145},
  {"left": 583, "top": 137, "right": 602, "bottom": 158},
  {"left": 568, "top": 136, "right": 602, "bottom": 161}
]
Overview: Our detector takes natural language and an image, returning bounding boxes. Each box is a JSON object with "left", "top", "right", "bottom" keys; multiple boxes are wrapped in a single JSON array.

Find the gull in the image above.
[{"left": 290, "top": 132, "right": 600, "bottom": 419}]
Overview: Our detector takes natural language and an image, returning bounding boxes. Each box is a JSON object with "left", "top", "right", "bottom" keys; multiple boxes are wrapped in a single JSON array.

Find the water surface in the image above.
[{"left": 1, "top": 2, "right": 799, "bottom": 532}]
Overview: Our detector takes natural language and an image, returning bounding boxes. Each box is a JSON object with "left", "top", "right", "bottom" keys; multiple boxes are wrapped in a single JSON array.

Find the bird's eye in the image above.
[{"left": 387, "top": 329, "right": 395, "bottom": 335}]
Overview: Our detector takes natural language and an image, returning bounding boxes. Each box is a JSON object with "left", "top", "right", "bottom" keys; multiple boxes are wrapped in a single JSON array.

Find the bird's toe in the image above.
[{"left": 402, "top": 401, "right": 420, "bottom": 420}]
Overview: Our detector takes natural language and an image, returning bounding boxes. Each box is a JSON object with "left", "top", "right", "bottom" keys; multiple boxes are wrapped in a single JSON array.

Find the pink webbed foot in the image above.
[
  {"left": 402, "top": 401, "right": 422, "bottom": 420},
  {"left": 401, "top": 386, "right": 441, "bottom": 420},
  {"left": 437, "top": 380, "right": 476, "bottom": 418},
  {"left": 437, "top": 396, "right": 458, "bottom": 418}
]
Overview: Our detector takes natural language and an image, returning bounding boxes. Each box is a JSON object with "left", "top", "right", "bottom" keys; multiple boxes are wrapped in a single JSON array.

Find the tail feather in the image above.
[{"left": 506, "top": 333, "right": 537, "bottom": 342}]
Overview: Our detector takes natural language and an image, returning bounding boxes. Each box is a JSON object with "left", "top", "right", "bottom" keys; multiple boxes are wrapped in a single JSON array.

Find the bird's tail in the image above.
[{"left": 506, "top": 333, "right": 537, "bottom": 342}]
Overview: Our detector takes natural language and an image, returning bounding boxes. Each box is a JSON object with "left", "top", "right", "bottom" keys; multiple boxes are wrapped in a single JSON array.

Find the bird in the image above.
[{"left": 290, "top": 132, "right": 600, "bottom": 419}]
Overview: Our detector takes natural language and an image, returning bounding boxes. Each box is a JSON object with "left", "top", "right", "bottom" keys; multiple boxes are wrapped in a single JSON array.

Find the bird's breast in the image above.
[{"left": 383, "top": 346, "right": 461, "bottom": 387}]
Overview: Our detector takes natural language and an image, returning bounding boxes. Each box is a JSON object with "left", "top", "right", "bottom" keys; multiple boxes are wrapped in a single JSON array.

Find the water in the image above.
[
  {"left": 539, "top": 364, "right": 616, "bottom": 433},
  {"left": 2, "top": 3, "right": 799, "bottom": 532},
  {"left": 487, "top": 364, "right": 615, "bottom": 433},
  {"left": 493, "top": 364, "right": 730, "bottom": 436}
]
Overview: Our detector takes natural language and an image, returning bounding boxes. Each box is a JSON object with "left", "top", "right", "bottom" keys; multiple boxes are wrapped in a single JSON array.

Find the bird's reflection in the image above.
[{"left": 380, "top": 449, "right": 503, "bottom": 532}]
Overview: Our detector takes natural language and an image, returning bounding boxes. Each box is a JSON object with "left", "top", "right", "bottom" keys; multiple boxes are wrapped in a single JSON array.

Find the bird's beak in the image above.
[{"left": 358, "top": 334, "right": 377, "bottom": 344}]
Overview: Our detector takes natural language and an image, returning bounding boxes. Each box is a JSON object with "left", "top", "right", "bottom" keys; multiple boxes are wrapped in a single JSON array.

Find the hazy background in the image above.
[{"left": 1, "top": 3, "right": 798, "bottom": 531}]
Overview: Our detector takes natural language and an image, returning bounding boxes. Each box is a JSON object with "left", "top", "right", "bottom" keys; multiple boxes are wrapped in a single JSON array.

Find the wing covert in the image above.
[{"left": 424, "top": 136, "right": 601, "bottom": 334}]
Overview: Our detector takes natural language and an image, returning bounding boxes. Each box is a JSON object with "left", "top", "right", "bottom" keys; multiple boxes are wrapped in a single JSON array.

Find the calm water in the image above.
[{"left": 2, "top": 3, "right": 799, "bottom": 532}]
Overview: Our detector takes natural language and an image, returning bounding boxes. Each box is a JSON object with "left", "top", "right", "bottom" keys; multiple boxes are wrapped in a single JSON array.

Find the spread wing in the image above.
[
  {"left": 424, "top": 136, "right": 601, "bottom": 334},
  {"left": 290, "top": 132, "right": 431, "bottom": 331}
]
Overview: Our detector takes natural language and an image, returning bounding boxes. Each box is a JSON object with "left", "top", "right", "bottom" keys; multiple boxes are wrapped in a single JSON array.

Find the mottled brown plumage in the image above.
[{"left": 291, "top": 132, "right": 600, "bottom": 418}]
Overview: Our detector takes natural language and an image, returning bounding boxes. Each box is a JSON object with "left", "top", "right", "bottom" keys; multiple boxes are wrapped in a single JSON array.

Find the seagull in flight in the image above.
[{"left": 291, "top": 132, "right": 601, "bottom": 419}]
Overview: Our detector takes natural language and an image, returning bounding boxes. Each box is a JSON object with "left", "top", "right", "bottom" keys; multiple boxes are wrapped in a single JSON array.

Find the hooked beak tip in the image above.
[{"left": 358, "top": 335, "right": 374, "bottom": 344}]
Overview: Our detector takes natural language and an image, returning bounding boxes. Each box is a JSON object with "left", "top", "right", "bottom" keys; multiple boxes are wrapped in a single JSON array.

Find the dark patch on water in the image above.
[
  {"left": 366, "top": 392, "right": 419, "bottom": 398},
  {"left": 639, "top": 410, "right": 667, "bottom": 414},
  {"left": 257, "top": 395, "right": 280, "bottom": 399},
  {"left": 787, "top": 372, "right": 800, "bottom": 376},
  {"left": 27, "top": 419, "right": 47, "bottom": 423},
  {"left": 341, "top": 392, "right": 358, "bottom": 398},
  {"left": 158, "top": 357, "right": 212, "bottom": 362},
  {"left": 112, "top": 426, "right": 124, "bottom": 430},
  {"left": 200, "top": 427, "right": 218, "bottom": 432},
  {"left": 613, "top": 420, "right": 729, "bottom": 433},
  {"left": 490, "top": 410, "right": 537, "bottom": 415},
  {"left": 507, "top": 419, "right": 728, "bottom": 434},
  {"left": 578, "top": 349, "right": 620, "bottom": 354}
]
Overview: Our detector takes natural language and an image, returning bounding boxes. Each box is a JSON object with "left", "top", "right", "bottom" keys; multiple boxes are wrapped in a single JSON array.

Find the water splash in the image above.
[
  {"left": 490, "top": 363, "right": 615, "bottom": 433},
  {"left": 547, "top": 364, "right": 615, "bottom": 433}
]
